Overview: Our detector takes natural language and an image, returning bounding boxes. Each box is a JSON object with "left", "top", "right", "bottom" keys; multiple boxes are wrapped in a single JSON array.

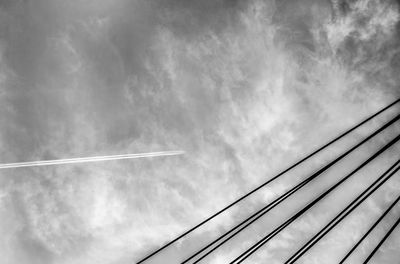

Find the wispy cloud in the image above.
[{"left": 0, "top": 0, "right": 399, "bottom": 264}]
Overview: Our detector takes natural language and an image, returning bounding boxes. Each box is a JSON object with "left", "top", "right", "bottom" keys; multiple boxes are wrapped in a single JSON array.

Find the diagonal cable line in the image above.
[
  {"left": 284, "top": 159, "right": 400, "bottom": 264},
  {"left": 339, "top": 194, "right": 400, "bottom": 264},
  {"left": 363, "top": 214, "right": 400, "bottom": 263},
  {"left": 137, "top": 99, "right": 400, "bottom": 264},
  {"left": 229, "top": 133, "right": 400, "bottom": 264},
  {"left": 183, "top": 112, "right": 400, "bottom": 264}
]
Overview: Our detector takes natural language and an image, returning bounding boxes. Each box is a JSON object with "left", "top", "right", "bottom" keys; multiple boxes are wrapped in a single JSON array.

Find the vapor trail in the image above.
[{"left": 0, "top": 151, "right": 184, "bottom": 169}]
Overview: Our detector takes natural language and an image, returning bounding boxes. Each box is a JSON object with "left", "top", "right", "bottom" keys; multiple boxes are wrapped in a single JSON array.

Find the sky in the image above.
[{"left": 0, "top": 0, "right": 400, "bottom": 263}]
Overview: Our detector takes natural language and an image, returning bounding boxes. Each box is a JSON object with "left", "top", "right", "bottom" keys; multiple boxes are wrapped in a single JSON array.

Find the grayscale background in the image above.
[{"left": 0, "top": 0, "right": 400, "bottom": 263}]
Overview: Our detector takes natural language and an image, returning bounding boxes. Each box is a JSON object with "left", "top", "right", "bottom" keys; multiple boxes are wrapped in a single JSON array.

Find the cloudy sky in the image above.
[{"left": 0, "top": 0, "right": 400, "bottom": 263}]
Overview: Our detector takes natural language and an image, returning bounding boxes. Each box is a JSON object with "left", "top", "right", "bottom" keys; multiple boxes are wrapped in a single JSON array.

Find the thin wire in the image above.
[
  {"left": 185, "top": 113, "right": 400, "bottom": 264},
  {"left": 137, "top": 99, "right": 400, "bottom": 264},
  {"left": 339, "top": 194, "right": 400, "bottom": 263},
  {"left": 363, "top": 215, "right": 400, "bottom": 263},
  {"left": 284, "top": 159, "right": 400, "bottom": 264},
  {"left": 230, "top": 133, "right": 400, "bottom": 264}
]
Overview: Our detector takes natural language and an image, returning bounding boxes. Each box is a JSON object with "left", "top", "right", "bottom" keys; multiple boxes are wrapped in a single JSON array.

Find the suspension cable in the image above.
[
  {"left": 285, "top": 159, "right": 400, "bottom": 263},
  {"left": 137, "top": 99, "right": 400, "bottom": 264},
  {"left": 363, "top": 215, "right": 400, "bottom": 263},
  {"left": 230, "top": 133, "right": 400, "bottom": 264},
  {"left": 339, "top": 194, "right": 400, "bottom": 263},
  {"left": 184, "top": 113, "right": 400, "bottom": 264}
]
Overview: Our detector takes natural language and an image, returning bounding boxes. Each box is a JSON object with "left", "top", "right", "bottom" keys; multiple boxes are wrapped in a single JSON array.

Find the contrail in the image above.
[{"left": 0, "top": 150, "right": 184, "bottom": 169}]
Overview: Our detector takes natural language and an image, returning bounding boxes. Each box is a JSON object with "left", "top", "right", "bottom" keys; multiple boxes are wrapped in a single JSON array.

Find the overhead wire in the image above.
[
  {"left": 229, "top": 133, "right": 400, "bottom": 264},
  {"left": 363, "top": 214, "right": 400, "bottom": 263},
  {"left": 184, "top": 112, "right": 400, "bottom": 264},
  {"left": 284, "top": 158, "right": 400, "bottom": 264},
  {"left": 339, "top": 194, "right": 400, "bottom": 263},
  {"left": 137, "top": 99, "right": 400, "bottom": 264}
]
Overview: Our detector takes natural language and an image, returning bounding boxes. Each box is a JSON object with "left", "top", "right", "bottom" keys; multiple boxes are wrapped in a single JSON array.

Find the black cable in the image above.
[
  {"left": 184, "top": 113, "right": 400, "bottom": 264},
  {"left": 339, "top": 194, "right": 400, "bottom": 263},
  {"left": 137, "top": 99, "right": 400, "bottom": 264},
  {"left": 229, "top": 133, "right": 400, "bottom": 264},
  {"left": 363, "top": 214, "right": 400, "bottom": 263},
  {"left": 284, "top": 159, "right": 400, "bottom": 264}
]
